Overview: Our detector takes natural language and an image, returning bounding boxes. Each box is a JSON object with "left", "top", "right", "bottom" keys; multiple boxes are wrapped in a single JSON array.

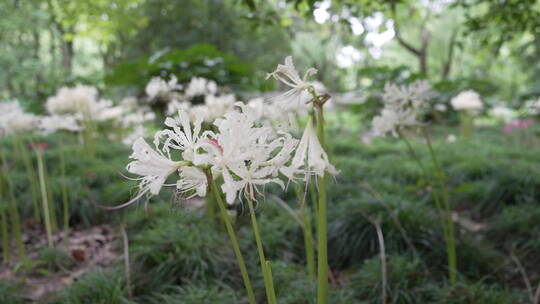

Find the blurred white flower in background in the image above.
[
  {"left": 39, "top": 115, "right": 81, "bottom": 135},
  {"left": 145, "top": 75, "right": 182, "bottom": 101},
  {"left": 490, "top": 105, "right": 516, "bottom": 122},
  {"left": 372, "top": 108, "right": 402, "bottom": 136},
  {"left": 371, "top": 80, "right": 436, "bottom": 136},
  {"left": 185, "top": 77, "right": 217, "bottom": 97},
  {"left": 450, "top": 90, "right": 484, "bottom": 114},
  {"left": 382, "top": 80, "right": 437, "bottom": 107},
  {"left": 46, "top": 85, "right": 103, "bottom": 117},
  {"left": 435, "top": 104, "right": 447, "bottom": 112},
  {"left": 0, "top": 100, "right": 38, "bottom": 136},
  {"left": 166, "top": 100, "right": 191, "bottom": 116},
  {"left": 122, "top": 125, "right": 147, "bottom": 147},
  {"left": 523, "top": 98, "right": 540, "bottom": 116}
]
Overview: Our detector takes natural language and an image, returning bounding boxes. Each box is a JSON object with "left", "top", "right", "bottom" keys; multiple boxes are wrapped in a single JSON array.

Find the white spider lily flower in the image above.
[
  {"left": 154, "top": 110, "right": 206, "bottom": 162},
  {"left": 204, "top": 94, "right": 236, "bottom": 121},
  {"left": 0, "top": 100, "right": 38, "bottom": 136},
  {"left": 451, "top": 90, "right": 483, "bottom": 113},
  {"left": 107, "top": 137, "right": 194, "bottom": 210},
  {"left": 247, "top": 98, "right": 266, "bottom": 120},
  {"left": 177, "top": 166, "right": 208, "bottom": 198},
  {"left": 185, "top": 77, "right": 217, "bottom": 97},
  {"left": 286, "top": 119, "right": 338, "bottom": 179},
  {"left": 39, "top": 115, "right": 81, "bottom": 135},
  {"left": 372, "top": 80, "right": 435, "bottom": 137},
  {"left": 127, "top": 138, "right": 185, "bottom": 196},
  {"left": 45, "top": 85, "right": 114, "bottom": 119},
  {"left": 226, "top": 158, "right": 285, "bottom": 203},
  {"left": 145, "top": 75, "right": 182, "bottom": 101},
  {"left": 382, "top": 80, "right": 436, "bottom": 109},
  {"left": 266, "top": 56, "right": 317, "bottom": 91},
  {"left": 266, "top": 56, "right": 318, "bottom": 107},
  {"left": 195, "top": 104, "right": 297, "bottom": 204},
  {"left": 166, "top": 100, "right": 191, "bottom": 116},
  {"left": 371, "top": 107, "right": 418, "bottom": 137},
  {"left": 490, "top": 106, "right": 516, "bottom": 122},
  {"left": 435, "top": 104, "right": 447, "bottom": 112},
  {"left": 266, "top": 132, "right": 299, "bottom": 177}
]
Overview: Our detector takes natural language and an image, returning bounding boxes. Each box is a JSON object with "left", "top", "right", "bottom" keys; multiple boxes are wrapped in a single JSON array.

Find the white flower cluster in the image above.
[
  {"left": 145, "top": 75, "right": 183, "bottom": 101},
  {"left": 45, "top": 86, "right": 155, "bottom": 144},
  {"left": 523, "top": 98, "right": 540, "bottom": 116},
  {"left": 164, "top": 73, "right": 328, "bottom": 132},
  {"left": 490, "top": 105, "right": 516, "bottom": 122},
  {"left": 372, "top": 80, "right": 436, "bottom": 136},
  {"left": 39, "top": 115, "right": 81, "bottom": 135},
  {"left": 0, "top": 100, "right": 38, "bottom": 137},
  {"left": 185, "top": 77, "right": 218, "bottom": 97},
  {"left": 125, "top": 57, "right": 337, "bottom": 206},
  {"left": 450, "top": 90, "right": 483, "bottom": 113},
  {"left": 46, "top": 85, "right": 109, "bottom": 118},
  {"left": 127, "top": 106, "right": 336, "bottom": 205}
]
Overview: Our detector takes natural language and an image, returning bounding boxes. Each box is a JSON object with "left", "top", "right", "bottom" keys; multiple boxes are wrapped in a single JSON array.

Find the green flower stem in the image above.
[
  {"left": 36, "top": 149, "right": 54, "bottom": 248},
  {"left": 209, "top": 175, "right": 256, "bottom": 304},
  {"left": 397, "top": 130, "right": 429, "bottom": 178},
  {"left": 314, "top": 105, "right": 329, "bottom": 304},
  {"left": 302, "top": 208, "right": 316, "bottom": 281},
  {"left": 0, "top": 149, "right": 25, "bottom": 258},
  {"left": 59, "top": 144, "right": 70, "bottom": 247},
  {"left": 398, "top": 129, "right": 455, "bottom": 284},
  {"left": 6, "top": 181, "right": 25, "bottom": 258},
  {"left": 14, "top": 136, "right": 41, "bottom": 223},
  {"left": 247, "top": 197, "right": 277, "bottom": 304},
  {"left": 44, "top": 154, "right": 58, "bottom": 233},
  {"left": 398, "top": 131, "right": 449, "bottom": 237},
  {"left": 295, "top": 184, "right": 316, "bottom": 281},
  {"left": 423, "top": 128, "right": 457, "bottom": 285},
  {"left": 206, "top": 191, "right": 216, "bottom": 224},
  {"left": 265, "top": 261, "right": 277, "bottom": 303},
  {"left": 459, "top": 112, "right": 473, "bottom": 140},
  {"left": 309, "top": 177, "right": 319, "bottom": 220},
  {"left": 295, "top": 184, "right": 315, "bottom": 281},
  {"left": 0, "top": 207, "right": 9, "bottom": 263}
]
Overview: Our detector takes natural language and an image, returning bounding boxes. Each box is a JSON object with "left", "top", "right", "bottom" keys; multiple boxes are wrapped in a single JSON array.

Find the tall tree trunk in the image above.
[
  {"left": 441, "top": 29, "right": 458, "bottom": 81},
  {"left": 56, "top": 25, "right": 74, "bottom": 77},
  {"left": 62, "top": 39, "right": 74, "bottom": 76},
  {"left": 33, "top": 30, "right": 45, "bottom": 100}
]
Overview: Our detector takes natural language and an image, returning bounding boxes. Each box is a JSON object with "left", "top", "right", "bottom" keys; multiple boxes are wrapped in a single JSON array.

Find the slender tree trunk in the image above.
[
  {"left": 441, "top": 29, "right": 458, "bottom": 80},
  {"left": 33, "top": 30, "right": 45, "bottom": 100},
  {"left": 57, "top": 25, "right": 74, "bottom": 76},
  {"left": 62, "top": 39, "right": 74, "bottom": 76},
  {"left": 391, "top": 5, "right": 431, "bottom": 76}
]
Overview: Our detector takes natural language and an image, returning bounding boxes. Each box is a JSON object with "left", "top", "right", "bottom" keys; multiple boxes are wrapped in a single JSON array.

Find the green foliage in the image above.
[
  {"left": 0, "top": 281, "right": 24, "bottom": 304},
  {"left": 126, "top": 204, "right": 239, "bottom": 297},
  {"left": 106, "top": 44, "right": 252, "bottom": 90},
  {"left": 140, "top": 284, "right": 237, "bottom": 304},
  {"left": 487, "top": 203, "right": 540, "bottom": 251},
  {"left": 1, "top": 133, "right": 133, "bottom": 227},
  {"left": 52, "top": 269, "right": 129, "bottom": 304},
  {"left": 37, "top": 247, "right": 75, "bottom": 272},
  {"left": 352, "top": 254, "right": 430, "bottom": 303}
]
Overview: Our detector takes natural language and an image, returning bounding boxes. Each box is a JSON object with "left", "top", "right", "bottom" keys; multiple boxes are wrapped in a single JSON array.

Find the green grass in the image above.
[{"left": 2, "top": 122, "right": 539, "bottom": 302}]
